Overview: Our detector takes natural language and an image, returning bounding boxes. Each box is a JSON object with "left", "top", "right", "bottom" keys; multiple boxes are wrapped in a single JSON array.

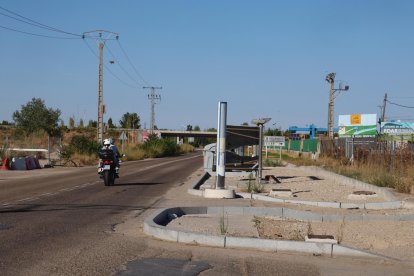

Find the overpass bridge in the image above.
[{"left": 155, "top": 130, "right": 216, "bottom": 138}]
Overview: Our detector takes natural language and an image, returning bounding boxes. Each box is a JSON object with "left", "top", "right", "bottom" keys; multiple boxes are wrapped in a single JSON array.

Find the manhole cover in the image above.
[
  {"left": 348, "top": 190, "right": 378, "bottom": 200},
  {"left": 307, "top": 234, "right": 335, "bottom": 239},
  {"left": 117, "top": 258, "right": 211, "bottom": 276},
  {"left": 353, "top": 191, "right": 376, "bottom": 195}
]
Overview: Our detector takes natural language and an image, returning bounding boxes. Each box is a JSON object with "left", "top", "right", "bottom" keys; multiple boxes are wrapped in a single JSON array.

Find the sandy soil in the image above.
[{"left": 167, "top": 165, "right": 414, "bottom": 262}]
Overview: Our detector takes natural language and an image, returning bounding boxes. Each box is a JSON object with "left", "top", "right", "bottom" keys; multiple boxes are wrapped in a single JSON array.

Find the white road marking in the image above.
[
  {"left": 17, "top": 197, "right": 38, "bottom": 202},
  {"left": 1, "top": 154, "right": 200, "bottom": 206}
]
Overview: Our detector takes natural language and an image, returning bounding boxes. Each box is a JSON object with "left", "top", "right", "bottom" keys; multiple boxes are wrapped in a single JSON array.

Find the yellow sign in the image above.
[{"left": 350, "top": 114, "right": 361, "bottom": 125}]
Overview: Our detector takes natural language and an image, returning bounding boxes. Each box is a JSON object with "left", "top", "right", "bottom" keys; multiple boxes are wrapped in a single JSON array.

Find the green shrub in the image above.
[
  {"left": 61, "top": 135, "right": 100, "bottom": 160},
  {"left": 69, "top": 135, "right": 101, "bottom": 155},
  {"left": 140, "top": 134, "right": 180, "bottom": 158}
]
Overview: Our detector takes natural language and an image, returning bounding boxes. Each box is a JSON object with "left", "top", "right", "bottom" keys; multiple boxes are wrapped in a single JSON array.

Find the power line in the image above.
[
  {"left": 0, "top": 5, "right": 82, "bottom": 37},
  {"left": 389, "top": 97, "right": 414, "bottom": 99},
  {"left": 143, "top": 86, "right": 163, "bottom": 132},
  {"left": 1, "top": 5, "right": 155, "bottom": 98},
  {"left": 0, "top": 24, "right": 81, "bottom": 39},
  {"left": 105, "top": 43, "right": 144, "bottom": 86},
  {"left": 82, "top": 30, "right": 119, "bottom": 41},
  {"left": 83, "top": 39, "right": 140, "bottom": 89},
  {"left": 116, "top": 40, "right": 151, "bottom": 86},
  {"left": 386, "top": 99, "right": 414, "bottom": 109}
]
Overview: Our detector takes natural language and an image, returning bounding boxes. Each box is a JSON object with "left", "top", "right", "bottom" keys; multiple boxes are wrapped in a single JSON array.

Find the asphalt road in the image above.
[
  {"left": 1, "top": 151, "right": 413, "bottom": 276},
  {"left": 0, "top": 152, "right": 204, "bottom": 275}
]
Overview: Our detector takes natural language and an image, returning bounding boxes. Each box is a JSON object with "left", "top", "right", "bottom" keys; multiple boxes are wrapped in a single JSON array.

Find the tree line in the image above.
[{"left": 5, "top": 98, "right": 143, "bottom": 136}]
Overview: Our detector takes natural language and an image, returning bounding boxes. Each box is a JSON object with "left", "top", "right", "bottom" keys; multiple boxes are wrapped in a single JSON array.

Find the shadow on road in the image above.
[{"left": 113, "top": 182, "right": 163, "bottom": 186}]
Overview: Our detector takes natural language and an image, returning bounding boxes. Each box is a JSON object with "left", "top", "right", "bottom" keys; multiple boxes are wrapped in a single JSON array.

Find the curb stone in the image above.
[{"left": 144, "top": 206, "right": 401, "bottom": 259}]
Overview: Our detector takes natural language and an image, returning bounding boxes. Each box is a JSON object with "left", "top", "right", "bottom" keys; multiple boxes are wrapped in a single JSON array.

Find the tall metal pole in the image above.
[
  {"left": 97, "top": 42, "right": 104, "bottom": 143},
  {"left": 216, "top": 101, "right": 227, "bottom": 189},
  {"left": 381, "top": 92, "right": 388, "bottom": 122},
  {"left": 328, "top": 75, "right": 335, "bottom": 139},
  {"left": 143, "top": 86, "right": 162, "bottom": 133},
  {"left": 258, "top": 123, "right": 264, "bottom": 182},
  {"left": 150, "top": 87, "right": 155, "bottom": 132},
  {"left": 326, "top": 72, "right": 349, "bottom": 139}
]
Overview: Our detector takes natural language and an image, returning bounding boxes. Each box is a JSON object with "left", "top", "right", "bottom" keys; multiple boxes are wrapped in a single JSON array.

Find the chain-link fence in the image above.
[
  {"left": 1, "top": 133, "right": 62, "bottom": 165},
  {"left": 320, "top": 137, "right": 414, "bottom": 173}
]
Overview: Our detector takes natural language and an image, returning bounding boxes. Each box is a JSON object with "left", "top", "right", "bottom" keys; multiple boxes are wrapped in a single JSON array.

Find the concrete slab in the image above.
[
  {"left": 275, "top": 240, "right": 332, "bottom": 256},
  {"left": 177, "top": 231, "right": 225, "bottom": 247},
  {"left": 236, "top": 192, "right": 252, "bottom": 199},
  {"left": 283, "top": 208, "right": 323, "bottom": 222},
  {"left": 332, "top": 245, "right": 380, "bottom": 258},
  {"left": 305, "top": 235, "right": 337, "bottom": 244},
  {"left": 365, "top": 201, "right": 402, "bottom": 210},
  {"left": 144, "top": 222, "right": 179, "bottom": 242},
  {"left": 204, "top": 188, "right": 235, "bottom": 199},
  {"left": 187, "top": 189, "right": 203, "bottom": 197},
  {"left": 207, "top": 206, "right": 244, "bottom": 215},
  {"left": 402, "top": 198, "right": 414, "bottom": 209},
  {"left": 243, "top": 207, "right": 283, "bottom": 217},
  {"left": 317, "top": 201, "right": 341, "bottom": 208},
  {"left": 226, "top": 236, "right": 278, "bottom": 251},
  {"left": 340, "top": 202, "right": 365, "bottom": 209}
]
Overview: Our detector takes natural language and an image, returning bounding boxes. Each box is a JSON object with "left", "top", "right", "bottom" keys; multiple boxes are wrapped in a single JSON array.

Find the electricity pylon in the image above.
[{"left": 143, "top": 86, "right": 162, "bottom": 133}]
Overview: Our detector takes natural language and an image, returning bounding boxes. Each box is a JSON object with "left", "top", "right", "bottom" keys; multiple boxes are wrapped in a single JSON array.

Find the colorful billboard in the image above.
[
  {"left": 338, "top": 114, "right": 377, "bottom": 138},
  {"left": 381, "top": 122, "right": 414, "bottom": 140}
]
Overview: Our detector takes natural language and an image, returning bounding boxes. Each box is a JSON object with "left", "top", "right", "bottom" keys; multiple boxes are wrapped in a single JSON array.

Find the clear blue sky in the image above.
[{"left": 1, "top": 0, "right": 413, "bottom": 130}]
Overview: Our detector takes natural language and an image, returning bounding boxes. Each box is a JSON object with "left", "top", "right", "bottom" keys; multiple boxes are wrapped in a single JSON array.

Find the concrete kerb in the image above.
[
  {"left": 187, "top": 172, "right": 211, "bottom": 196},
  {"left": 143, "top": 206, "right": 407, "bottom": 258},
  {"left": 187, "top": 169, "right": 404, "bottom": 210}
]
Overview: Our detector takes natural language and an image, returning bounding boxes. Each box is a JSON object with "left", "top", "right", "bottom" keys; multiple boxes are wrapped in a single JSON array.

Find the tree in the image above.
[
  {"left": 12, "top": 98, "right": 61, "bottom": 136},
  {"left": 119, "top": 112, "right": 140, "bottom": 129},
  {"left": 265, "top": 127, "right": 282, "bottom": 136},
  {"left": 78, "top": 119, "right": 84, "bottom": 129},
  {"left": 194, "top": 125, "right": 201, "bottom": 131},
  {"left": 186, "top": 124, "right": 193, "bottom": 131},
  {"left": 241, "top": 122, "right": 249, "bottom": 126},
  {"left": 87, "top": 120, "right": 97, "bottom": 128},
  {"left": 69, "top": 117, "right": 75, "bottom": 129},
  {"left": 108, "top": 118, "right": 115, "bottom": 128}
]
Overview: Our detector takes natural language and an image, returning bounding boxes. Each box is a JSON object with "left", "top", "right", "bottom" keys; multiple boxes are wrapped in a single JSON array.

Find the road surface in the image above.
[{"left": 1, "top": 151, "right": 413, "bottom": 275}]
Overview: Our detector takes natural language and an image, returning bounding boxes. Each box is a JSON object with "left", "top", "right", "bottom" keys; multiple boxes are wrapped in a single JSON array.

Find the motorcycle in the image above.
[{"left": 98, "top": 148, "right": 121, "bottom": 186}]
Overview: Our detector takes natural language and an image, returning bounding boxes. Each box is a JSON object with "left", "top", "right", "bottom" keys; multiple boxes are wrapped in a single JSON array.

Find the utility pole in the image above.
[
  {"left": 143, "top": 86, "right": 162, "bottom": 133},
  {"left": 97, "top": 42, "right": 104, "bottom": 143},
  {"left": 381, "top": 93, "right": 388, "bottom": 122},
  {"left": 325, "top": 73, "right": 349, "bottom": 139},
  {"left": 83, "top": 30, "right": 119, "bottom": 143},
  {"left": 252, "top": 118, "right": 271, "bottom": 183}
]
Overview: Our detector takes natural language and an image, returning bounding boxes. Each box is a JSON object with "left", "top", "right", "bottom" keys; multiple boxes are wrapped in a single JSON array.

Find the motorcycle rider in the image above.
[{"left": 102, "top": 138, "right": 121, "bottom": 175}]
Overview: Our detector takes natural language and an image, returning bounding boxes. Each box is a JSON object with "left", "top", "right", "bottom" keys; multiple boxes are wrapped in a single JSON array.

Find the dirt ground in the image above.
[{"left": 167, "top": 165, "right": 414, "bottom": 262}]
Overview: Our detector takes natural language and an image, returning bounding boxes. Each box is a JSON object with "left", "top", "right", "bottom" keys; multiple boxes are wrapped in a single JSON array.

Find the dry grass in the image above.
[
  {"left": 180, "top": 143, "right": 194, "bottom": 154},
  {"left": 122, "top": 144, "right": 146, "bottom": 161},
  {"left": 285, "top": 152, "right": 414, "bottom": 194},
  {"left": 64, "top": 153, "right": 98, "bottom": 167}
]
